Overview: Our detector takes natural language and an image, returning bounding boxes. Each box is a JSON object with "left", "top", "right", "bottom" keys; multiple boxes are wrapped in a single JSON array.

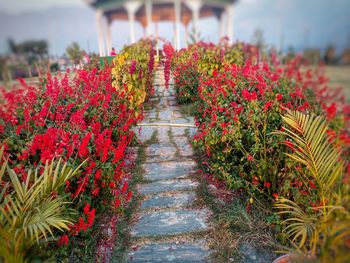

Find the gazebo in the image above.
[{"left": 88, "top": 0, "right": 237, "bottom": 56}]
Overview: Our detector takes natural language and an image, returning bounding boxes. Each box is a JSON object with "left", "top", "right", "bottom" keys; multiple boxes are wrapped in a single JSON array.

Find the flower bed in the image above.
[
  {"left": 171, "top": 42, "right": 350, "bottom": 260},
  {"left": 0, "top": 40, "right": 155, "bottom": 261}
]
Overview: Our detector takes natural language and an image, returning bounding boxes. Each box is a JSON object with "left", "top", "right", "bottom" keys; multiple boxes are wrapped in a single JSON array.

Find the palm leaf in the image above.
[
  {"left": 275, "top": 109, "right": 344, "bottom": 193},
  {"left": 275, "top": 197, "right": 318, "bottom": 248},
  {"left": 274, "top": 110, "right": 349, "bottom": 258},
  {"left": 0, "top": 157, "right": 84, "bottom": 261}
]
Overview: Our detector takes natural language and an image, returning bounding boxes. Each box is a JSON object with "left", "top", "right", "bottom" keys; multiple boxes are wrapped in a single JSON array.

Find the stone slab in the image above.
[
  {"left": 140, "top": 191, "right": 196, "bottom": 210},
  {"left": 130, "top": 209, "right": 209, "bottom": 237},
  {"left": 142, "top": 161, "right": 196, "bottom": 181},
  {"left": 134, "top": 126, "right": 156, "bottom": 143},
  {"left": 145, "top": 145, "right": 177, "bottom": 162},
  {"left": 178, "top": 144, "right": 194, "bottom": 157},
  {"left": 154, "top": 126, "right": 171, "bottom": 143},
  {"left": 170, "top": 127, "right": 186, "bottom": 137},
  {"left": 128, "top": 241, "right": 210, "bottom": 262},
  {"left": 173, "top": 136, "right": 189, "bottom": 147},
  {"left": 146, "top": 144, "right": 175, "bottom": 155},
  {"left": 138, "top": 179, "right": 198, "bottom": 195}
]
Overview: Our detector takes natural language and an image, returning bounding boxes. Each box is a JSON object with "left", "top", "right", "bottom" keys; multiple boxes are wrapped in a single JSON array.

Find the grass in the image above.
[
  {"left": 324, "top": 66, "right": 350, "bottom": 101},
  {"left": 193, "top": 166, "right": 277, "bottom": 262},
  {"left": 179, "top": 102, "right": 196, "bottom": 117}
]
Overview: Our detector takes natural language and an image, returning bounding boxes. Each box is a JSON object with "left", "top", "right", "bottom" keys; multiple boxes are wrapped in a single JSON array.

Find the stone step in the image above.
[
  {"left": 140, "top": 191, "right": 196, "bottom": 210},
  {"left": 128, "top": 241, "right": 210, "bottom": 263},
  {"left": 138, "top": 179, "right": 198, "bottom": 196},
  {"left": 130, "top": 208, "right": 210, "bottom": 238},
  {"left": 142, "top": 161, "right": 196, "bottom": 182}
]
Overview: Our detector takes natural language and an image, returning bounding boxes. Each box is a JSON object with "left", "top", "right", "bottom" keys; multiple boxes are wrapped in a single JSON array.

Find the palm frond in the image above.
[
  {"left": 275, "top": 197, "right": 318, "bottom": 248},
  {"left": 0, "top": 155, "right": 83, "bottom": 261},
  {"left": 274, "top": 110, "right": 349, "bottom": 258},
  {"left": 275, "top": 110, "right": 344, "bottom": 193}
]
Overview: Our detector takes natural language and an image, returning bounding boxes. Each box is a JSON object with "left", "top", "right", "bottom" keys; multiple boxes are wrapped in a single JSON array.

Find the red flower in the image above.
[
  {"left": 252, "top": 176, "right": 259, "bottom": 185},
  {"left": 263, "top": 101, "right": 273, "bottom": 111},
  {"left": 95, "top": 169, "right": 102, "bottom": 180},
  {"left": 91, "top": 187, "right": 99, "bottom": 197},
  {"left": 247, "top": 154, "right": 254, "bottom": 161},
  {"left": 121, "top": 181, "right": 129, "bottom": 194},
  {"left": 87, "top": 208, "right": 96, "bottom": 226},
  {"left": 126, "top": 191, "right": 133, "bottom": 202},
  {"left": 309, "top": 180, "right": 316, "bottom": 189},
  {"left": 276, "top": 93, "right": 283, "bottom": 101},
  {"left": 324, "top": 103, "right": 337, "bottom": 120},
  {"left": 272, "top": 193, "right": 279, "bottom": 199},
  {"left": 115, "top": 198, "right": 121, "bottom": 208},
  {"left": 78, "top": 132, "right": 92, "bottom": 158},
  {"left": 264, "top": 181, "right": 271, "bottom": 188},
  {"left": 83, "top": 203, "right": 91, "bottom": 215},
  {"left": 58, "top": 234, "right": 69, "bottom": 246}
]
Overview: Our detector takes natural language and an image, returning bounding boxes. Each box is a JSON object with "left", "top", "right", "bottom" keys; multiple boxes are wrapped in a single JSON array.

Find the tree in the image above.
[
  {"left": 66, "top": 42, "right": 83, "bottom": 66},
  {"left": 324, "top": 44, "right": 336, "bottom": 64},
  {"left": 7, "top": 38, "right": 48, "bottom": 64}
]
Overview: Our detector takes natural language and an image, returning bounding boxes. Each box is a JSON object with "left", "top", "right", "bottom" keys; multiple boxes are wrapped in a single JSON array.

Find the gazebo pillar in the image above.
[
  {"left": 95, "top": 9, "right": 106, "bottom": 56},
  {"left": 106, "top": 19, "right": 112, "bottom": 54},
  {"left": 124, "top": 0, "right": 142, "bottom": 43},
  {"left": 174, "top": 0, "right": 181, "bottom": 50},
  {"left": 225, "top": 3, "right": 234, "bottom": 44},
  {"left": 187, "top": 0, "right": 202, "bottom": 42},
  {"left": 219, "top": 11, "right": 227, "bottom": 40},
  {"left": 145, "top": 0, "right": 153, "bottom": 36}
]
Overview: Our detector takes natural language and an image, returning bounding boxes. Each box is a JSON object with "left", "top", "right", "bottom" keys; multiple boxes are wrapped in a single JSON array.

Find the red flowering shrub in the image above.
[
  {"left": 0, "top": 40, "right": 155, "bottom": 258},
  {"left": 163, "top": 42, "right": 175, "bottom": 89},
  {"left": 170, "top": 42, "right": 350, "bottom": 207},
  {"left": 171, "top": 41, "right": 243, "bottom": 104},
  {"left": 194, "top": 58, "right": 349, "bottom": 200}
]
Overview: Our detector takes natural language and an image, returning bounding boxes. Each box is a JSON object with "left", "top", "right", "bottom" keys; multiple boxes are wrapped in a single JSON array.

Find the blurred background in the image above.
[{"left": 0, "top": 0, "right": 349, "bottom": 96}]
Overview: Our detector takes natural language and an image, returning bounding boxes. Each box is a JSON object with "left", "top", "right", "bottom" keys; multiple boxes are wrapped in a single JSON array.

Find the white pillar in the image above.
[
  {"left": 124, "top": 1, "right": 142, "bottom": 43},
  {"left": 219, "top": 11, "right": 227, "bottom": 40},
  {"left": 184, "top": 24, "right": 189, "bottom": 45},
  {"left": 106, "top": 20, "right": 112, "bottom": 54},
  {"left": 187, "top": 0, "right": 202, "bottom": 42},
  {"left": 225, "top": 3, "right": 234, "bottom": 44},
  {"left": 95, "top": 9, "right": 106, "bottom": 56},
  {"left": 174, "top": 0, "right": 181, "bottom": 50},
  {"left": 145, "top": 0, "right": 153, "bottom": 36}
]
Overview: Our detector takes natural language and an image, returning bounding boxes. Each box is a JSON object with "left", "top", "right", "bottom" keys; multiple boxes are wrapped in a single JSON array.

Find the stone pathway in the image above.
[{"left": 128, "top": 68, "right": 211, "bottom": 262}]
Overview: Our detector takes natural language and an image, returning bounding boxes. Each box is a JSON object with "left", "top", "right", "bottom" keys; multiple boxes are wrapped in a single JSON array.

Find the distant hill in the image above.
[{"left": 0, "top": 6, "right": 99, "bottom": 55}]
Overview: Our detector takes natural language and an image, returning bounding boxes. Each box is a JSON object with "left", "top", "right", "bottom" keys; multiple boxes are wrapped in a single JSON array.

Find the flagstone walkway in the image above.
[{"left": 127, "top": 68, "right": 211, "bottom": 262}]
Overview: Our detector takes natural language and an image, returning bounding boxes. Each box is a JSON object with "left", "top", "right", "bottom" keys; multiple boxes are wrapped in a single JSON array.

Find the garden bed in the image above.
[
  {"left": 169, "top": 41, "right": 350, "bottom": 262},
  {"left": 0, "top": 40, "right": 156, "bottom": 261}
]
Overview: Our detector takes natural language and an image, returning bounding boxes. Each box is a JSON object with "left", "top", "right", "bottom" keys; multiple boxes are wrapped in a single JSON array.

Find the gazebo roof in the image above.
[
  {"left": 90, "top": 0, "right": 237, "bottom": 26},
  {"left": 91, "top": 0, "right": 236, "bottom": 10}
]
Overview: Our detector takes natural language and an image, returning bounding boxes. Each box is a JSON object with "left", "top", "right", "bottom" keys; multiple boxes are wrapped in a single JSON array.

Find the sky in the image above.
[{"left": 0, "top": 0, "right": 349, "bottom": 55}]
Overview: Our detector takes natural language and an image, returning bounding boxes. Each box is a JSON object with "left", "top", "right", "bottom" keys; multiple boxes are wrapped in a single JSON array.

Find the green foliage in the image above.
[
  {"left": 274, "top": 110, "right": 350, "bottom": 261},
  {"left": 66, "top": 42, "right": 83, "bottom": 65},
  {"left": 0, "top": 147, "right": 85, "bottom": 262},
  {"left": 8, "top": 38, "right": 48, "bottom": 65},
  {"left": 171, "top": 42, "right": 244, "bottom": 105},
  {"left": 111, "top": 39, "right": 155, "bottom": 113}
]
